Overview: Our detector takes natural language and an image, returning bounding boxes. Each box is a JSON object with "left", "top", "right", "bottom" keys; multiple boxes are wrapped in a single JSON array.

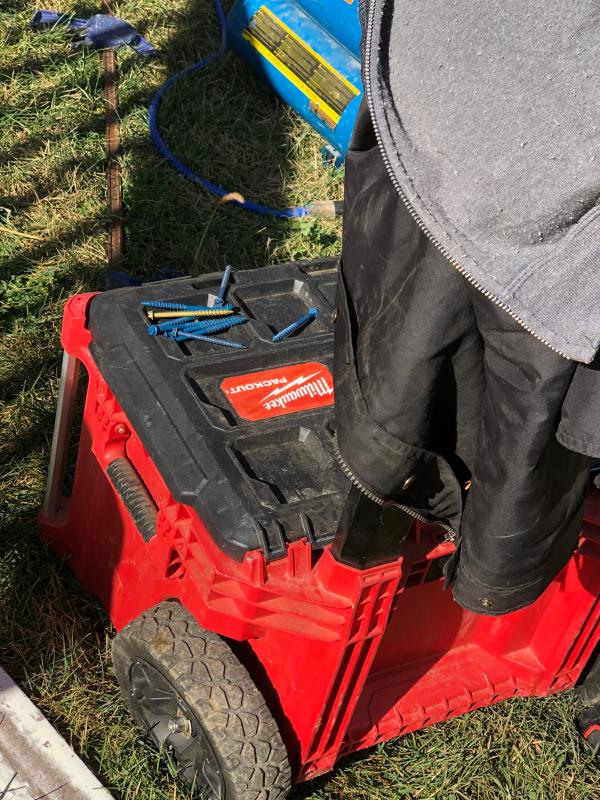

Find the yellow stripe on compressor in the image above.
[{"left": 243, "top": 6, "right": 360, "bottom": 129}]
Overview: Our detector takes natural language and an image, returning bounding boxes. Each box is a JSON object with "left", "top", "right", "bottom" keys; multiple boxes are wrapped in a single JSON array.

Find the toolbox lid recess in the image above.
[{"left": 87, "top": 259, "right": 349, "bottom": 561}]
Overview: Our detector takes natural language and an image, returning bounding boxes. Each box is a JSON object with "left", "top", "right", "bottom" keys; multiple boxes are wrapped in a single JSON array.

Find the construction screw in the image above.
[
  {"left": 213, "top": 264, "right": 232, "bottom": 307},
  {"left": 140, "top": 301, "right": 209, "bottom": 311},
  {"left": 149, "top": 318, "right": 207, "bottom": 337},
  {"left": 272, "top": 308, "right": 318, "bottom": 342},
  {"left": 193, "top": 314, "right": 247, "bottom": 335},
  {"left": 168, "top": 314, "right": 248, "bottom": 341},
  {"left": 150, "top": 310, "right": 237, "bottom": 334},
  {"left": 148, "top": 312, "right": 244, "bottom": 336},
  {"left": 147, "top": 316, "right": 191, "bottom": 336},
  {"left": 173, "top": 330, "right": 247, "bottom": 349},
  {"left": 141, "top": 300, "right": 234, "bottom": 312},
  {"left": 146, "top": 307, "right": 234, "bottom": 320}
]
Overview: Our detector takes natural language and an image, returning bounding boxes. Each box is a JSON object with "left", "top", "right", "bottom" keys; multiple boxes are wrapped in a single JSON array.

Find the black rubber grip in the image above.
[{"left": 107, "top": 458, "right": 157, "bottom": 542}]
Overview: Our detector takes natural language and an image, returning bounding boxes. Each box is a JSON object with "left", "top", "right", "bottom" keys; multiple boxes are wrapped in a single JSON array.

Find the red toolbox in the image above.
[{"left": 39, "top": 259, "right": 600, "bottom": 799}]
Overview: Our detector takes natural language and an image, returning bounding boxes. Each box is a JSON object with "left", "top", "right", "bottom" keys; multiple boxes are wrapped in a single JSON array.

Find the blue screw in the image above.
[
  {"left": 213, "top": 264, "right": 232, "bottom": 307},
  {"left": 141, "top": 301, "right": 234, "bottom": 312},
  {"left": 147, "top": 316, "right": 191, "bottom": 336},
  {"left": 194, "top": 314, "right": 247, "bottom": 335},
  {"left": 173, "top": 330, "right": 247, "bottom": 349},
  {"left": 141, "top": 300, "right": 198, "bottom": 311},
  {"left": 148, "top": 317, "right": 216, "bottom": 336},
  {"left": 272, "top": 308, "right": 318, "bottom": 342},
  {"left": 167, "top": 315, "right": 248, "bottom": 341},
  {"left": 148, "top": 313, "right": 245, "bottom": 336},
  {"left": 150, "top": 313, "right": 228, "bottom": 334}
]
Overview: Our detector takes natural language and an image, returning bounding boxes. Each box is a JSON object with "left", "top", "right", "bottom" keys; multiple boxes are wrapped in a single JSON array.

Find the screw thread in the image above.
[
  {"left": 212, "top": 264, "right": 232, "bottom": 308},
  {"left": 141, "top": 300, "right": 234, "bottom": 312},
  {"left": 169, "top": 315, "right": 248, "bottom": 340},
  {"left": 147, "top": 308, "right": 234, "bottom": 320},
  {"left": 272, "top": 308, "right": 318, "bottom": 343},
  {"left": 141, "top": 300, "right": 193, "bottom": 311},
  {"left": 178, "top": 332, "right": 246, "bottom": 349},
  {"left": 147, "top": 316, "right": 194, "bottom": 335},
  {"left": 152, "top": 311, "right": 238, "bottom": 333}
]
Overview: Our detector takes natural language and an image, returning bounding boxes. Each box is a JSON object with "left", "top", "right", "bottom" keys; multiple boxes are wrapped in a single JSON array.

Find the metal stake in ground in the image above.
[{"left": 101, "top": 0, "right": 123, "bottom": 270}]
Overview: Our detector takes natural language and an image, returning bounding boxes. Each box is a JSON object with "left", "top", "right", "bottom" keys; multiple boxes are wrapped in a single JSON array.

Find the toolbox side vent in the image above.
[
  {"left": 404, "top": 561, "right": 428, "bottom": 588},
  {"left": 166, "top": 547, "right": 185, "bottom": 578},
  {"left": 403, "top": 555, "right": 452, "bottom": 588}
]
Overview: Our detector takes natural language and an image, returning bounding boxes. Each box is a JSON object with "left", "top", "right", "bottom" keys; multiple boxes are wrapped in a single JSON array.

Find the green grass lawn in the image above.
[{"left": 0, "top": 1, "right": 598, "bottom": 798}]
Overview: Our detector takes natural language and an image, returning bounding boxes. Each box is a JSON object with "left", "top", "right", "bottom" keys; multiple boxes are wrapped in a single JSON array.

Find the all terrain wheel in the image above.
[{"left": 112, "top": 600, "right": 292, "bottom": 800}]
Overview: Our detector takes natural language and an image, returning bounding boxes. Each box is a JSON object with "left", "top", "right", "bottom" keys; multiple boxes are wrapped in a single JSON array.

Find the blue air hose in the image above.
[{"left": 148, "top": 0, "right": 310, "bottom": 218}]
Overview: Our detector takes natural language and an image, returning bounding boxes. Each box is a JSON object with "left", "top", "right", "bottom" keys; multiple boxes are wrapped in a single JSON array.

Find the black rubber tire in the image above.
[
  {"left": 576, "top": 702, "right": 600, "bottom": 766},
  {"left": 112, "top": 600, "right": 292, "bottom": 800},
  {"left": 576, "top": 644, "right": 600, "bottom": 706}
]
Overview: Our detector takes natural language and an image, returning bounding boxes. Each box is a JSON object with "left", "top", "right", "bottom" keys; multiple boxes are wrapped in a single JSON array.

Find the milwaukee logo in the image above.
[
  {"left": 261, "top": 372, "right": 333, "bottom": 410},
  {"left": 226, "top": 378, "right": 287, "bottom": 395},
  {"left": 220, "top": 362, "right": 334, "bottom": 421}
]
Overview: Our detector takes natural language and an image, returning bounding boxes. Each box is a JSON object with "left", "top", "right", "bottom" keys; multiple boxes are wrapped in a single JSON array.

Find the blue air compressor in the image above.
[
  {"left": 149, "top": 0, "right": 361, "bottom": 217},
  {"left": 227, "top": 0, "right": 363, "bottom": 159}
]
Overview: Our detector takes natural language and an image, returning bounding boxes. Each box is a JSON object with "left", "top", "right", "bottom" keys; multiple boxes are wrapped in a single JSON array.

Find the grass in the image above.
[{"left": 0, "top": 1, "right": 597, "bottom": 798}]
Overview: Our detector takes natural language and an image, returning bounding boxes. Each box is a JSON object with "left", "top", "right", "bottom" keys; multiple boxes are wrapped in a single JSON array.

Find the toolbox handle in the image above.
[{"left": 106, "top": 458, "right": 157, "bottom": 542}]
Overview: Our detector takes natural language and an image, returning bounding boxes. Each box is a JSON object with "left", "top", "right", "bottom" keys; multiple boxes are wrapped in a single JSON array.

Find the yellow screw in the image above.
[{"left": 146, "top": 308, "right": 234, "bottom": 320}]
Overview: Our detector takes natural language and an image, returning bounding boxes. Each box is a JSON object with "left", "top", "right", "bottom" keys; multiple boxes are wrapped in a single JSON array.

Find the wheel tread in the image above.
[{"left": 113, "top": 600, "right": 291, "bottom": 800}]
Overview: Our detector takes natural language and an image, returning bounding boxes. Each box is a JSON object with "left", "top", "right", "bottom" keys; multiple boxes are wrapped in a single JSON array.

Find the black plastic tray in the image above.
[{"left": 88, "top": 258, "right": 348, "bottom": 560}]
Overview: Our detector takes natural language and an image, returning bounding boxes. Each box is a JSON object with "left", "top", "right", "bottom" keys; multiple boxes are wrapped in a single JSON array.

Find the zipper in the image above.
[
  {"left": 362, "top": 1, "right": 570, "bottom": 361},
  {"left": 332, "top": 433, "right": 456, "bottom": 537}
]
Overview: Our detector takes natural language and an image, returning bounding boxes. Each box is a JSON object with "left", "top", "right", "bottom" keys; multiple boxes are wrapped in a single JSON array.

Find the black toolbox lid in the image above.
[{"left": 87, "top": 258, "right": 349, "bottom": 560}]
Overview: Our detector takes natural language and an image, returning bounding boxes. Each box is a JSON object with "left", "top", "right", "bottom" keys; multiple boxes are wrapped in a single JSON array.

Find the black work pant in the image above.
[{"left": 334, "top": 105, "right": 590, "bottom": 614}]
